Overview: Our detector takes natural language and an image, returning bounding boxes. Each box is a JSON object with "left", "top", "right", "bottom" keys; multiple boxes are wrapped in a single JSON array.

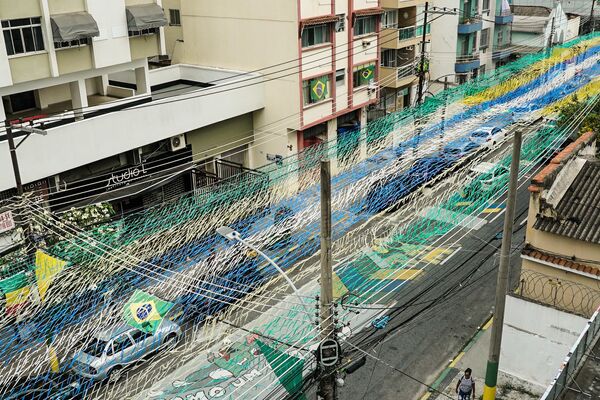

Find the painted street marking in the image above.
[
  {"left": 369, "top": 268, "right": 423, "bottom": 280},
  {"left": 362, "top": 246, "right": 390, "bottom": 269},
  {"left": 420, "top": 206, "right": 487, "bottom": 230},
  {"left": 440, "top": 246, "right": 462, "bottom": 265}
]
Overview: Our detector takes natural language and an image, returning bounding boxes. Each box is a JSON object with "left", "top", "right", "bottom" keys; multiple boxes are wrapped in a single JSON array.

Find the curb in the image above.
[{"left": 419, "top": 314, "right": 494, "bottom": 400}]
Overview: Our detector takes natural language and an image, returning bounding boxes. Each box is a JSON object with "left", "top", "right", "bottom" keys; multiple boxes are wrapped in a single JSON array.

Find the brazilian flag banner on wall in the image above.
[
  {"left": 122, "top": 290, "right": 174, "bottom": 334},
  {"left": 360, "top": 64, "right": 375, "bottom": 82},
  {"left": 255, "top": 339, "right": 306, "bottom": 400},
  {"left": 310, "top": 76, "right": 329, "bottom": 102},
  {"left": 0, "top": 271, "right": 31, "bottom": 316}
]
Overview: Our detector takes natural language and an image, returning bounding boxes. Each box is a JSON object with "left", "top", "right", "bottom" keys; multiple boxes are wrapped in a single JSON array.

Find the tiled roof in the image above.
[
  {"left": 300, "top": 15, "right": 338, "bottom": 27},
  {"left": 529, "top": 131, "right": 596, "bottom": 192},
  {"left": 522, "top": 247, "right": 600, "bottom": 276},
  {"left": 353, "top": 8, "right": 384, "bottom": 16},
  {"left": 533, "top": 160, "right": 600, "bottom": 243}
]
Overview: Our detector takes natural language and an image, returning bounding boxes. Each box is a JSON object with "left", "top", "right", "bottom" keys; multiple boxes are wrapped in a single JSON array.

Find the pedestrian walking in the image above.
[{"left": 455, "top": 368, "right": 475, "bottom": 400}]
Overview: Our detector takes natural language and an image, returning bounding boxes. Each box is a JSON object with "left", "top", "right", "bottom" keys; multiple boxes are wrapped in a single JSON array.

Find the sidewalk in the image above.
[{"left": 422, "top": 317, "right": 541, "bottom": 400}]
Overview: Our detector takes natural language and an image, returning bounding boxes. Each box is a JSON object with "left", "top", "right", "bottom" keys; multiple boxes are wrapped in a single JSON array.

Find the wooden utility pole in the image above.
[
  {"left": 318, "top": 159, "right": 336, "bottom": 400},
  {"left": 483, "top": 129, "right": 522, "bottom": 400}
]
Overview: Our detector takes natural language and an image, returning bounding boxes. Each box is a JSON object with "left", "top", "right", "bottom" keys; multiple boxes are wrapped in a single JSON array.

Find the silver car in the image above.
[{"left": 71, "top": 320, "right": 181, "bottom": 383}]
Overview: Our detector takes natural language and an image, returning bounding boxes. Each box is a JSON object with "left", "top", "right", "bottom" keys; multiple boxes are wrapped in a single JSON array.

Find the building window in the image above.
[
  {"left": 303, "top": 74, "right": 331, "bottom": 106},
  {"left": 479, "top": 64, "right": 486, "bottom": 76},
  {"left": 1, "top": 17, "right": 45, "bottom": 56},
  {"left": 301, "top": 23, "right": 331, "bottom": 48},
  {"left": 482, "top": 0, "right": 490, "bottom": 12},
  {"left": 353, "top": 63, "right": 376, "bottom": 88},
  {"left": 336, "top": 69, "right": 345, "bottom": 86},
  {"left": 354, "top": 16, "right": 376, "bottom": 36},
  {"left": 380, "top": 49, "right": 396, "bottom": 67},
  {"left": 480, "top": 28, "right": 489, "bottom": 49},
  {"left": 54, "top": 37, "right": 91, "bottom": 50},
  {"left": 128, "top": 27, "right": 159, "bottom": 37},
  {"left": 169, "top": 9, "right": 181, "bottom": 26},
  {"left": 382, "top": 10, "right": 398, "bottom": 29},
  {"left": 497, "top": 29, "right": 503, "bottom": 46},
  {"left": 457, "top": 74, "right": 468, "bottom": 85},
  {"left": 335, "top": 14, "right": 345, "bottom": 32}
]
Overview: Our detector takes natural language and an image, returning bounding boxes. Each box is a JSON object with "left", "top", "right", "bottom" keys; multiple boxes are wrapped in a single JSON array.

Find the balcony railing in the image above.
[
  {"left": 398, "top": 24, "right": 431, "bottom": 41},
  {"left": 456, "top": 51, "right": 480, "bottom": 63},
  {"left": 397, "top": 64, "right": 414, "bottom": 79}
]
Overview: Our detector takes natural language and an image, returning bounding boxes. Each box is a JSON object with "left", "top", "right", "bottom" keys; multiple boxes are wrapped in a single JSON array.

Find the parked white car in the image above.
[{"left": 469, "top": 126, "right": 505, "bottom": 149}]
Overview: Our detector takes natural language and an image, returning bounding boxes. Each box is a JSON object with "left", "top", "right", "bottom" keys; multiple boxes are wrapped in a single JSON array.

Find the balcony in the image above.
[
  {"left": 380, "top": 63, "right": 417, "bottom": 88},
  {"left": 455, "top": 52, "right": 481, "bottom": 73},
  {"left": 0, "top": 65, "right": 265, "bottom": 192},
  {"left": 381, "top": 24, "right": 431, "bottom": 49},
  {"left": 458, "top": 15, "right": 483, "bottom": 34},
  {"left": 492, "top": 42, "right": 513, "bottom": 61},
  {"left": 495, "top": 10, "right": 514, "bottom": 24}
]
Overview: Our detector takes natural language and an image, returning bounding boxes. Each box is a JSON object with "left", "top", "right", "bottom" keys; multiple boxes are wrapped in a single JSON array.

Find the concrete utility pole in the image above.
[
  {"left": 483, "top": 129, "right": 523, "bottom": 400},
  {"left": 5, "top": 122, "right": 24, "bottom": 196},
  {"left": 590, "top": 0, "right": 596, "bottom": 33},
  {"left": 416, "top": 1, "right": 429, "bottom": 105},
  {"left": 318, "top": 159, "right": 336, "bottom": 400},
  {"left": 546, "top": 16, "right": 555, "bottom": 56}
]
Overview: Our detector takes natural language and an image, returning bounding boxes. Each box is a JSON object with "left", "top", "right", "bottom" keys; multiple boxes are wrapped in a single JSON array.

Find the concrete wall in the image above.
[
  {"left": 9, "top": 54, "right": 52, "bottom": 83},
  {"left": 56, "top": 46, "right": 94, "bottom": 75},
  {"left": 501, "top": 295, "right": 588, "bottom": 388},
  {"left": 162, "top": 0, "right": 183, "bottom": 59},
  {"left": 129, "top": 34, "right": 160, "bottom": 60},
  {"left": 178, "top": 0, "right": 299, "bottom": 168},
  {"left": 430, "top": 0, "right": 459, "bottom": 82},
  {"left": 0, "top": 0, "right": 41, "bottom": 18},
  {"left": 86, "top": 0, "right": 133, "bottom": 68},
  {"left": 187, "top": 113, "right": 253, "bottom": 162},
  {"left": 48, "top": 0, "right": 86, "bottom": 14}
]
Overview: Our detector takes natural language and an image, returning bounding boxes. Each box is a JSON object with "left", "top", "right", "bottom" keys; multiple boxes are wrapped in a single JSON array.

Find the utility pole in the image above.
[
  {"left": 416, "top": 1, "right": 429, "bottom": 105},
  {"left": 318, "top": 159, "right": 336, "bottom": 400},
  {"left": 590, "top": 0, "right": 596, "bottom": 33},
  {"left": 5, "top": 122, "right": 24, "bottom": 196},
  {"left": 546, "top": 16, "right": 555, "bottom": 56},
  {"left": 482, "top": 129, "right": 522, "bottom": 400}
]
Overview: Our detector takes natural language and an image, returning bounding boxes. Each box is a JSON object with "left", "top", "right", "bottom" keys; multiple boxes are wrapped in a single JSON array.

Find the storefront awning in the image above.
[
  {"left": 66, "top": 163, "right": 193, "bottom": 209},
  {"left": 126, "top": 4, "right": 168, "bottom": 31},
  {"left": 50, "top": 12, "right": 99, "bottom": 42}
]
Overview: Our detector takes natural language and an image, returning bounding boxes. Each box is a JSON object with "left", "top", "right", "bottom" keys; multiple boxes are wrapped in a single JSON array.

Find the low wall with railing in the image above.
[{"left": 540, "top": 306, "right": 600, "bottom": 400}]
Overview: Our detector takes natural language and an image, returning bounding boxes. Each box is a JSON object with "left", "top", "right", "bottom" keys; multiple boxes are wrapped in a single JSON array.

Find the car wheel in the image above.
[
  {"left": 107, "top": 366, "right": 123, "bottom": 384},
  {"left": 163, "top": 333, "right": 179, "bottom": 350}
]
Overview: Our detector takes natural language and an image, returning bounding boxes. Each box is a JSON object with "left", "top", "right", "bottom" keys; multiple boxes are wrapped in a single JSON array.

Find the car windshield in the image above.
[
  {"left": 81, "top": 338, "right": 108, "bottom": 358},
  {"left": 472, "top": 131, "right": 489, "bottom": 138}
]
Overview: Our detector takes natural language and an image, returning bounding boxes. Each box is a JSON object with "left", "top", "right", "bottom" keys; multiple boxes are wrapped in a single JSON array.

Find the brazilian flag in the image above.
[
  {"left": 122, "top": 290, "right": 174, "bottom": 333},
  {"left": 310, "top": 76, "right": 329, "bottom": 102},
  {"left": 359, "top": 64, "right": 375, "bottom": 86},
  {"left": 256, "top": 340, "right": 306, "bottom": 399}
]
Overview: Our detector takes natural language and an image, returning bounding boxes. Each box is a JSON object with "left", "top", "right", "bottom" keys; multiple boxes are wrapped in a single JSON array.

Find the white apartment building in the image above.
[
  {"left": 0, "top": 0, "right": 265, "bottom": 217},
  {"left": 429, "top": 0, "right": 514, "bottom": 90},
  {"left": 168, "top": 0, "right": 381, "bottom": 172}
]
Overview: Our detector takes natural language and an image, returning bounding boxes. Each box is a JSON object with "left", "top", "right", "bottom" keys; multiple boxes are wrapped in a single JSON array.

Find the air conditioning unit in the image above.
[{"left": 170, "top": 134, "right": 186, "bottom": 152}]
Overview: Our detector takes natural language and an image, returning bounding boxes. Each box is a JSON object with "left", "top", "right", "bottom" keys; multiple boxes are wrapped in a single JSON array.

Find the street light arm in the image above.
[{"left": 233, "top": 236, "right": 312, "bottom": 316}]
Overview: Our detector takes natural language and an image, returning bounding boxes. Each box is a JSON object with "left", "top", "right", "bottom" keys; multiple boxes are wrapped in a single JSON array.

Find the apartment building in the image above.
[
  {"left": 169, "top": 0, "right": 381, "bottom": 172},
  {"left": 379, "top": 0, "right": 430, "bottom": 112},
  {"left": 429, "top": 0, "right": 513, "bottom": 90},
  {"left": 0, "top": 0, "right": 265, "bottom": 219}
]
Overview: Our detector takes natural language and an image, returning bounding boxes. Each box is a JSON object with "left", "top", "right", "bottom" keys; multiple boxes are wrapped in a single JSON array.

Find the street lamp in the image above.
[{"left": 216, "top": 226, "right": 311, "bottom": 315}]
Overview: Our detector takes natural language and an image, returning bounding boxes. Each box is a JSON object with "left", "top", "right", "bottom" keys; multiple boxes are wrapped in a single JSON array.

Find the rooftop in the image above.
[{"left": 528, "top": 131, "right": 600, "bottom": 244}]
